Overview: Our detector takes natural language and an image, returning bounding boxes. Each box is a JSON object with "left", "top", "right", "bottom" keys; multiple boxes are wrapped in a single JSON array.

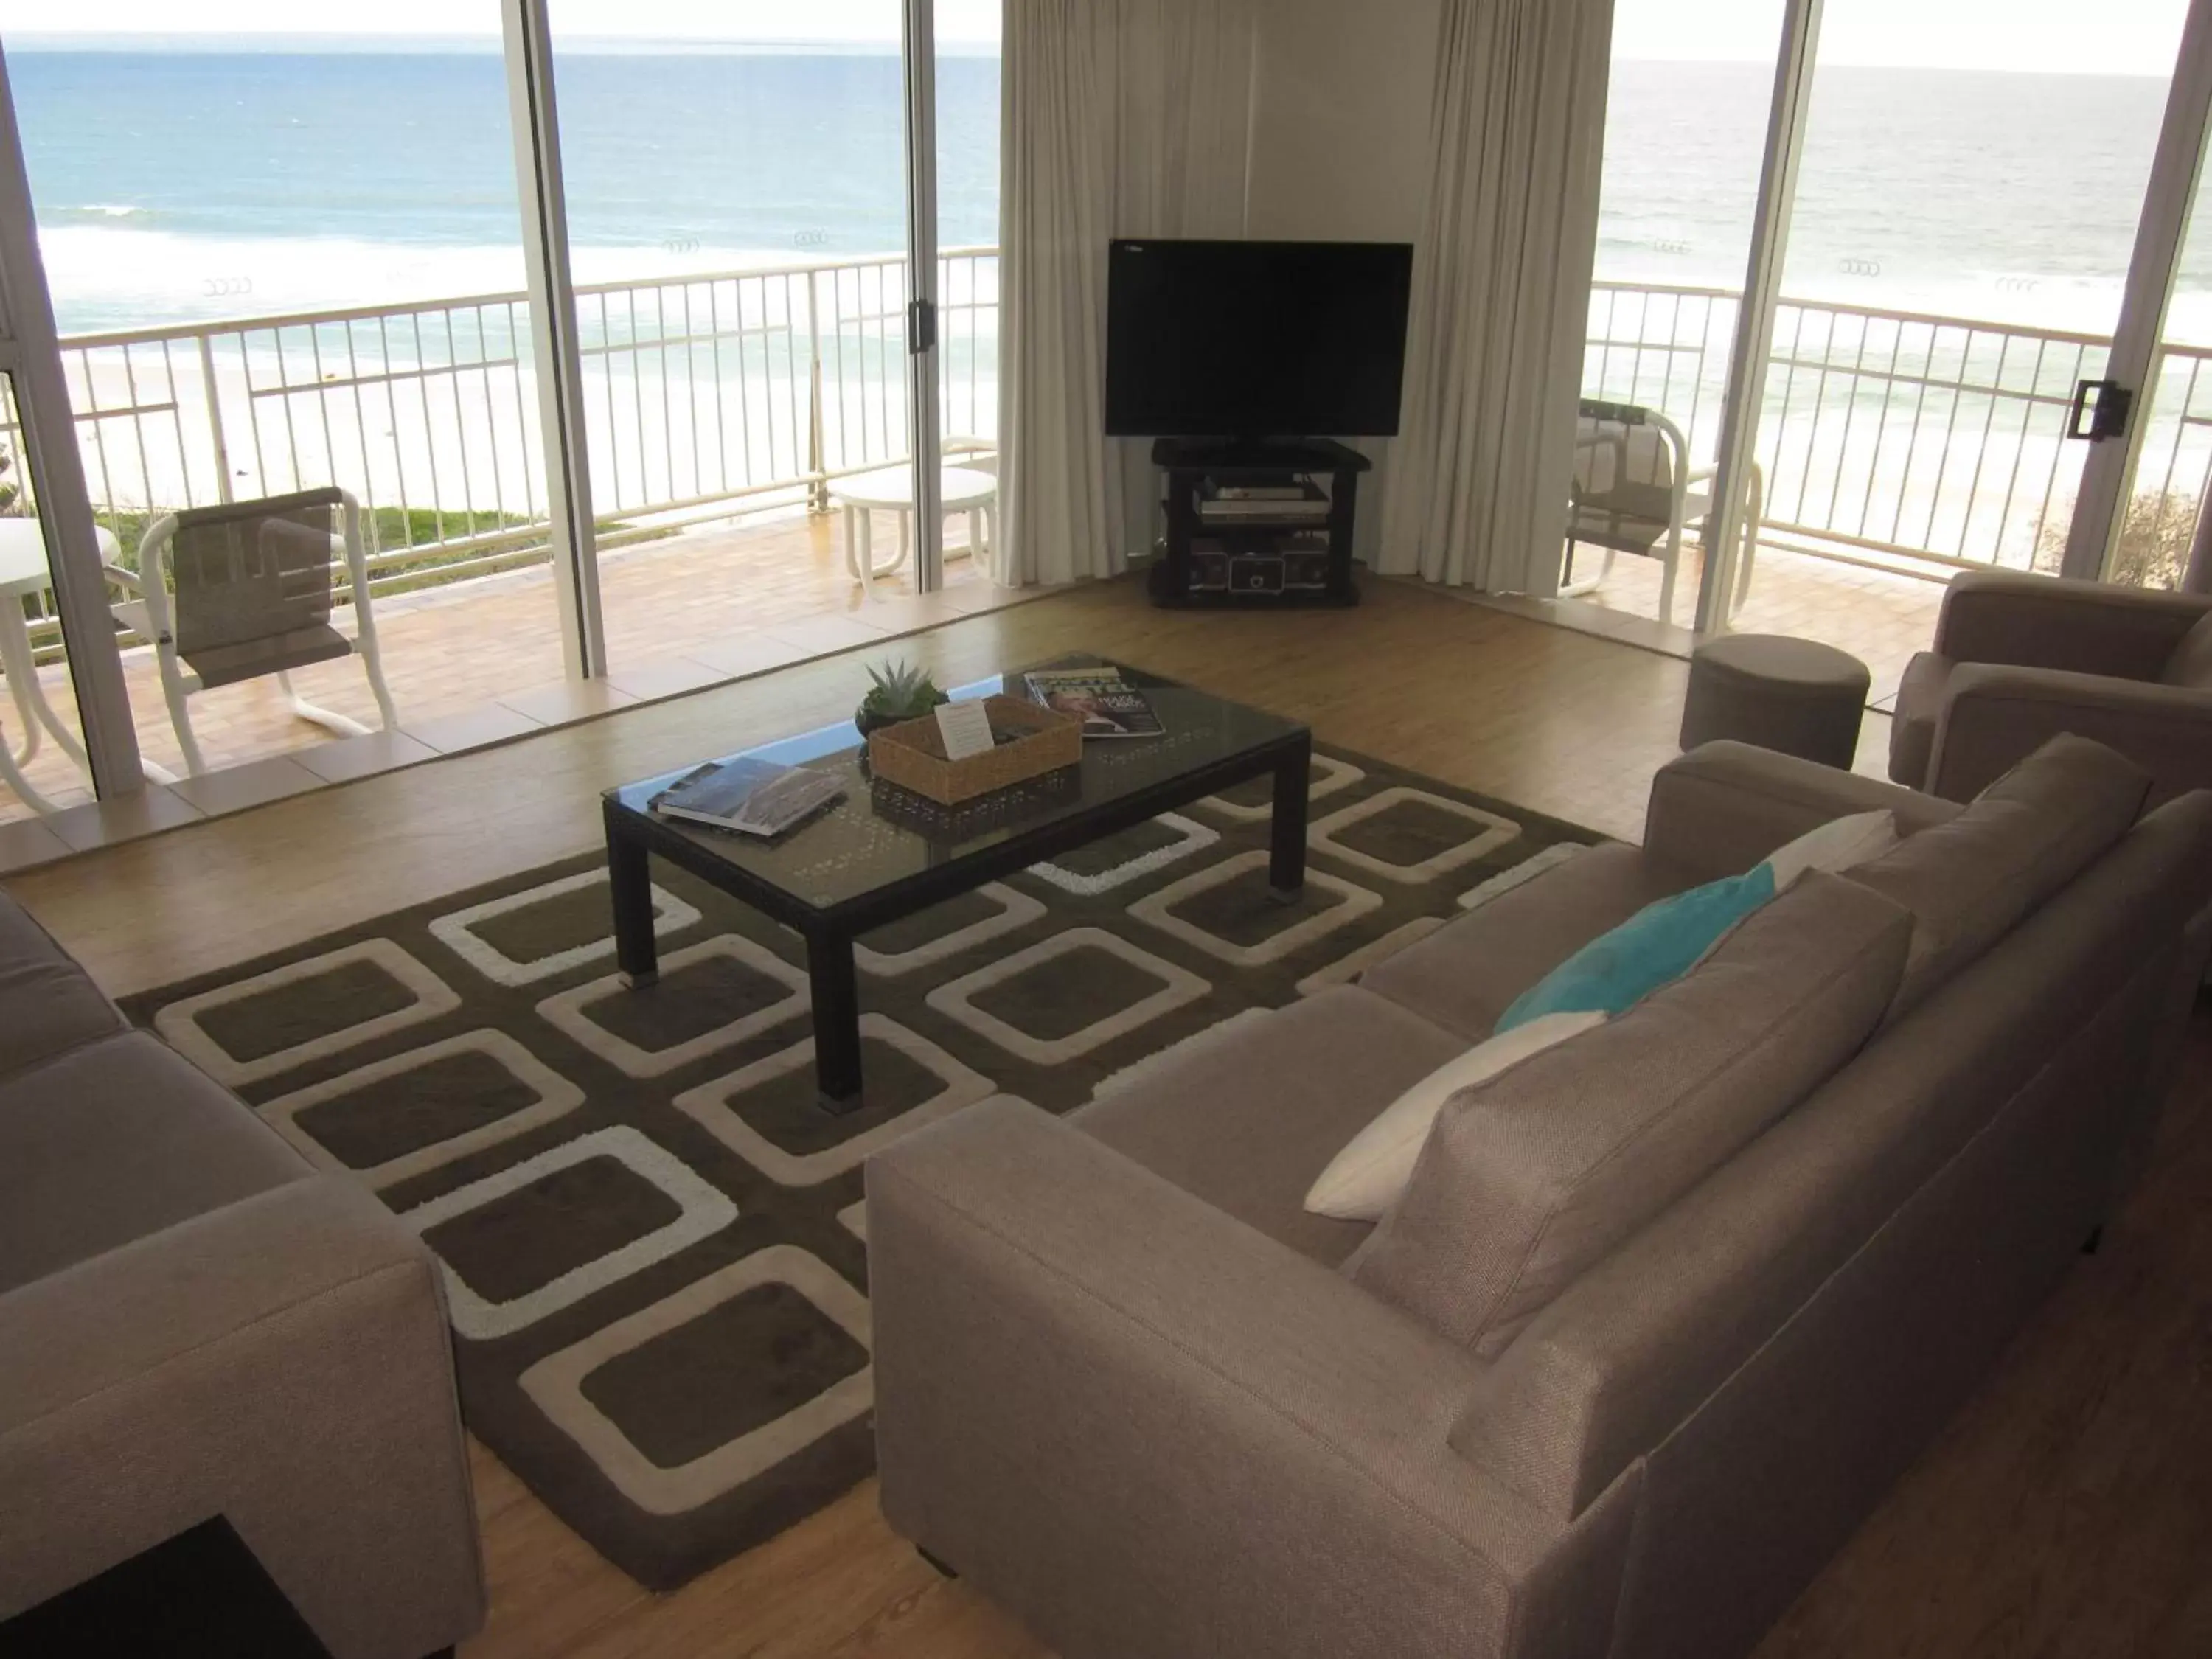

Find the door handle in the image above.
[
  {"left": 2066, "top": 378, "right": 2134, "bottom": 442},
  {"left": 906, "top": 299, "right": 936, "bottom": 355}
]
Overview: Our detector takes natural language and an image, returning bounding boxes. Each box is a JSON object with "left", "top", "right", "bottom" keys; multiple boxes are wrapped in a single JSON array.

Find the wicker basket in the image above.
[{"left": 866, "top": 695, "right": 1084, "bottom": 805}]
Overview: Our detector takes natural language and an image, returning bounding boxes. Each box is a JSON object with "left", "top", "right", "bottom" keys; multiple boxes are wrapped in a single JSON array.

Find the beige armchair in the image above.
[{"left": 1891, "top": 570, "right": 2212, "bottom": 804}]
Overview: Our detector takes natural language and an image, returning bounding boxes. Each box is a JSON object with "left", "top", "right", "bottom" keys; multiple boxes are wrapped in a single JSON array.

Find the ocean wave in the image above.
[{"left": 32, "top": 223, "right": 888, "bottom": 335}]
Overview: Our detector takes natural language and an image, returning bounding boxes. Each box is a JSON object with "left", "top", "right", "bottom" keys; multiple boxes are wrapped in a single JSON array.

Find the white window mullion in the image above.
[
  {"left": 1694, "top": 0, "right": 1824, "bottom": 636},
  {"left": 2061, "top": 0, "right": 2212, "bottom": 584},
  {"left": 904, "top": 0, "right": 945, "bottom": 594},
  {"left": 0, "top": 43, "right": 145, "bottom": 799},
  {"left": 501, "top": 0, "right": 606, "bottom": 678}
]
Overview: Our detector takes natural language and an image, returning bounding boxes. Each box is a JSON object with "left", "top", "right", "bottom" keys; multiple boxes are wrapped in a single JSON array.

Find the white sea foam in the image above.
[{"left": 37, "top": 225, "right": 855, "bottom": 336}]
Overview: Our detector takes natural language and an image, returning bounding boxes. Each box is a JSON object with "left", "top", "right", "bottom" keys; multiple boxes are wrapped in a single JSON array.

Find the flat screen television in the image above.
[{"left": 1104, "top": 238, "right": 1414, "bottom": 439}]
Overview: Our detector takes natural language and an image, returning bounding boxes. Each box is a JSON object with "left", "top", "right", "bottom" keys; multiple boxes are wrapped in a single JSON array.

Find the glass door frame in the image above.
[
  {"left": 2062, "top": 0, "right": 2212, "bottom": 585},
  {"left": 504, "top": 0, "right": 608, "bottom": 681},
  {"left": 0, "top": 40, "right": 143, "bottom": 797},
  {"left": 1694, "top": 0, "right": 2212, "bottom": 628},
  {"left": 905, "top": 0, "right": 946, "bottom": 594},
  {"left": 1695, "top": 0, "right": 1822, "bottom": 634},
  {"left": 0, "top": 0, "right": 969, "bottom": 807},
  {"left": 505, "top": 0, "right": 955, "bottom": 681}
]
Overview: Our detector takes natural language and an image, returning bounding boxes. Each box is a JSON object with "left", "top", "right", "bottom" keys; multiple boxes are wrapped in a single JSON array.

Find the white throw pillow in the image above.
[
  {"left": 1764, "top": 810, "right": 1899, "bottom": 894},
  {"left": 1304, "top": 1009, "right": 1607, "bottom": 1222}
]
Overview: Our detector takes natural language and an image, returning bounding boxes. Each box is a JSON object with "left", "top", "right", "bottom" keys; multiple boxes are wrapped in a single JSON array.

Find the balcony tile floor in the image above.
[
  {"left": 1543, "top": 539, "right": 1947, "bottom": 706},
  {"left": 0, "top": 512, "right": 1020, "bottom": 834}
]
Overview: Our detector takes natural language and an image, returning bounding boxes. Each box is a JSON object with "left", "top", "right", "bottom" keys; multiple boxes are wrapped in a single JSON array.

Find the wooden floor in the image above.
[{"left": 12, "top": 574, "right": 2208, "bottom": 1659}]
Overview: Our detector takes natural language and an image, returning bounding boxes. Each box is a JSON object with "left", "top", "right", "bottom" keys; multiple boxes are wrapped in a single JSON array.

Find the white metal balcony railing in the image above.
[
  {"left": 1585, "top": 280, "right": 2212, "bottom": 590},
  {"left": 5, "top": 259, "right": 2208, "bottom": 662},
  {"left": 10, "top": 247, "right": 1001, "bottom": 658}
]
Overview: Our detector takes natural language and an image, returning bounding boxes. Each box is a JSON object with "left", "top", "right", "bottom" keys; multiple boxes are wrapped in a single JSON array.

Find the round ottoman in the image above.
[{"left": 1680, "top": 633, "right": 1871, "bottom": 768}]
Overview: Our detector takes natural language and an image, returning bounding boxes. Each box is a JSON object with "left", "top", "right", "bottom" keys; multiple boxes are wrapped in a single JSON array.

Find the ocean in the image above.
[
  {"left": 9, "top": 42, "right": 2208, "bottom": 572},
  {"left": 10, "top": 46, "right": 2197, "bottom": 341},
  {"left": 11, "top": 44, "right": 1002, "bottom": 335},
  {"left": 1601, "top": 61, "right": 2202, "bottom": 338}
]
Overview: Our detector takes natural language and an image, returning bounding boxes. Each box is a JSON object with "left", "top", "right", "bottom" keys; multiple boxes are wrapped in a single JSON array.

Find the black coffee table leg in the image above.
[
  {"left": 807, "top": 924, "right": 864, "bottom": 1113},
  {"left": 1268, "top": 737, "right": 1311, "bottom": 904},
  {"left": 607, "top": 813, "right": 660, "bottom": 988}
]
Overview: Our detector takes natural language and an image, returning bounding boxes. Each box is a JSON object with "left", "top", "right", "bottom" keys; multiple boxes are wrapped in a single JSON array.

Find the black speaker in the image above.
[
  {"left": 1187, "top": 550, "right": 1230, "bottom": 591},
  {"left": 1228, "top": 555, "right": 1285, "bottom": 594}
]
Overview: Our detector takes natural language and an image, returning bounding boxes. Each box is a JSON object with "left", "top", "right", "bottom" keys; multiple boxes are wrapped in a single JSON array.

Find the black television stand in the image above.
[{"left": 1148, "top": 437, "right": 1368, "bottom": 608}]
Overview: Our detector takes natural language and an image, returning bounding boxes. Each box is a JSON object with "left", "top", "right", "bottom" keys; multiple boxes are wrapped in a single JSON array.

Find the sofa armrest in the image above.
[
  {"left": 0, "top": 1177, "right": 485, "bottom": 1658},
  {"left": 1927, "top": 662, "right": 2212, "bottom": 804},
  {"left": 1933, "top": 570, "right": 2211, "bottom": 680},
  {"left": 866, "top": 1098, "right": 1639, "bottom": 1659},
  {"left": 1644, "top": 741, "right": 1962, "bottom": 883}
]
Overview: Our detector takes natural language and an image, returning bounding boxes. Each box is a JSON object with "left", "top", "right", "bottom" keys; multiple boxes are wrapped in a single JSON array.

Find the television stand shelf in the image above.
[{"left": 1148, "top": 437, "right": 1368, "bottom": 608}]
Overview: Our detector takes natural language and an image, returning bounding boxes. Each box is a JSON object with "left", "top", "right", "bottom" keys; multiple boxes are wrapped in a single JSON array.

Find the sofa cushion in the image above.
[
  {"left": 1846, "top": 732, "right": 2152, "bottom": 1016},
  {"left": 1071, "top": 986, "right": 1466, "bottom": 1267},
  {"left": 0, "top": 895, "right": 126, "bottom": 1081},
  {"left": 0, "top": 1032, "right": 307, "bottom": 1295},
  {"left": 1495, "top": 872, "right": 1775, "bottom": 1032},
  {"left": 1358, "top": 842, "right": 1700, "bottom": 1042},
  {"left": 1888, "top": 651, "right": 1953, "bottom": 789},
  {"left": 1347, "top": 872, "right": 1913, "bottom": 1358},
  {"left": 2163, "top": 611, "right": 2212, "bottom": 689},
  {"left": 1498, "top": 809, "right": 1904, "bottom": 1034},
  {"left": 1304, "top": 1009, "right": 1608, "bottom": 1222}
]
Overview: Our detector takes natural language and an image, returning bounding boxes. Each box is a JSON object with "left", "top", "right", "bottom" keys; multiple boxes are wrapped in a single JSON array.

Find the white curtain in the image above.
[
  {"left": 996, "top": 0, "right": 1257, "bottom": 589},
  {"left": 1376, "top": 0, "right": 1613, "bottom": 594}
]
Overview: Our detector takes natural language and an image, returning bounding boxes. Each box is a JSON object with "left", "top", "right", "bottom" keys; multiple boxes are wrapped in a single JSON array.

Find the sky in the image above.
[
  {"left": 1613, "top": 0, "right": 2188, "bottom": 74},
  {"left": 0, "top": 0, "right": 2184, "bottom": 75}
]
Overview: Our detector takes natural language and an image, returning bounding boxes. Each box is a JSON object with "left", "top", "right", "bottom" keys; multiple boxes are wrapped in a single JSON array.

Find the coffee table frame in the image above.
[{"left": 604, "top": 726, "right": 1311, "bottom": 1113}]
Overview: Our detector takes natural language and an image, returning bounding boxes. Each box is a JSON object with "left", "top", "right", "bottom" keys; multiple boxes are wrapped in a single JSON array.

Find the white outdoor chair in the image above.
[
  {"left": 105, "top": 486, "right": 398, "bottom": 776},
  {"left": 1564, "top": 398, "right": 1761, "bottom": 627}
]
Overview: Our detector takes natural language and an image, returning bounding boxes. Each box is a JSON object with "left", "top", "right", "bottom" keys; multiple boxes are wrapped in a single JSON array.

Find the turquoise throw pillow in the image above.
[{"left": 1495, "top": 866, "right": 1778, "bottom": 1032}]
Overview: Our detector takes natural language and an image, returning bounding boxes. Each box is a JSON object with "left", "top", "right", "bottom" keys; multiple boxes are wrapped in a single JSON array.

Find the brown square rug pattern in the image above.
[{"left": 122, "top": 748, "right": 1599, "bottom": 1590}]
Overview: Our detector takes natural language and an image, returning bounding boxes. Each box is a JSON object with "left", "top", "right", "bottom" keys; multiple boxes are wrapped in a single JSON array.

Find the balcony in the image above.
[
  {"left": 1576, "top": 280, "right": 2212, "bottom": 693},
  {"left": 3, "top": 258, "right": 2205, "bottom": 827}
]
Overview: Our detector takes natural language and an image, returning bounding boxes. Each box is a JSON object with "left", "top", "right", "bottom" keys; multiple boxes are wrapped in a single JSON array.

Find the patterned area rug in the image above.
[{"left": 122, "top": 748, "right": 1598, "bottom": 1590}]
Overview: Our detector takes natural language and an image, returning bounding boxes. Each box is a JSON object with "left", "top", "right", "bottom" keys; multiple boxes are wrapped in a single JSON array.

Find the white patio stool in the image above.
[{"left": 829, "top": 465, "right": 998, "bottom": 597}]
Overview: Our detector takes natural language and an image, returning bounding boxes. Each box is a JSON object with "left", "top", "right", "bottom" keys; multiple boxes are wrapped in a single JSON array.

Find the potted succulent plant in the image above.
[{"left": 856, "top": 658, "right": 948, "bottom": 737}]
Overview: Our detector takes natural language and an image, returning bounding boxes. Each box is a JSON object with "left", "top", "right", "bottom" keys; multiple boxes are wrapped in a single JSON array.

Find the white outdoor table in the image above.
[
  {"left": 0, "top": 518, "right": 114, "bottom": 813},
  {"left": 827, "top": 465, "right": 998, "bottom": 597}
]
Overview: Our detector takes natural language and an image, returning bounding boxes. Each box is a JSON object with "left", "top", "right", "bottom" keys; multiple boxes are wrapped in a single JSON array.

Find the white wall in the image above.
[
  {"left": 1245, "top": 0, "right": 1440, "bottom": 243},
  {"left": 1245, "top": 0, "right": 1441, "bottom": 564}
]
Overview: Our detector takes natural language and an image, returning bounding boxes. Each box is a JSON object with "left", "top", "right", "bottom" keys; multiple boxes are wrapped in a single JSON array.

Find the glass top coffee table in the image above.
[{"left": 602, "top": 658, "right": 1311, "bottom": 1111}]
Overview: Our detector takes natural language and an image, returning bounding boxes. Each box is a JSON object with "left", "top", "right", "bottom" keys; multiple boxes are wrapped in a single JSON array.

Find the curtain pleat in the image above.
[
  {"left": 997, "top": 0, "right": 1257, "bottom": 589},
  {"left": 1379, "top": 0, "right": 1613, "bottom": 594}
]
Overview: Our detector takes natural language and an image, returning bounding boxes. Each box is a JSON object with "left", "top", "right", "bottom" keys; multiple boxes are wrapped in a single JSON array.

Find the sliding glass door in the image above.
[
  {"left": 1580, "top": 0, "right": 2212, "bottom": 682},
  {"left": 0, "top": 0, "right": 984, "bottom": 825},
  {"left": 1722, "top": 0, "right": 2194, "bottom": 696},
  {"left": 2109, "top": 159, "right": 2212, "bottom": 589},
  {"left": 1573, "top": 0, "right": 1790, "bottom": 629},
  {"left": 544, "top": 0, "right": 959, "bottom": 681},
  {"left": 0, "top": 14, "right": 545, "bottom": 821}
]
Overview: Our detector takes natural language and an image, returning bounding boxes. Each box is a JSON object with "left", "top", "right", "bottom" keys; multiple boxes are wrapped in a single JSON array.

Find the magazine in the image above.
[
  {"left": 650, "top": 757, "right": 845, "bottom": 838},
  {"left": 1023, "top": 667, "right": 1165, "bottom": 739}
]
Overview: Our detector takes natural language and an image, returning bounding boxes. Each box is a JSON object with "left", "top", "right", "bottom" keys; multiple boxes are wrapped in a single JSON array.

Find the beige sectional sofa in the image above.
[
  {"left": 0, "top": 897, "right": 484, "bottom": 1658},
  {"left": 868, "top": 737, "right": 2212, "bottom": 1659}
]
